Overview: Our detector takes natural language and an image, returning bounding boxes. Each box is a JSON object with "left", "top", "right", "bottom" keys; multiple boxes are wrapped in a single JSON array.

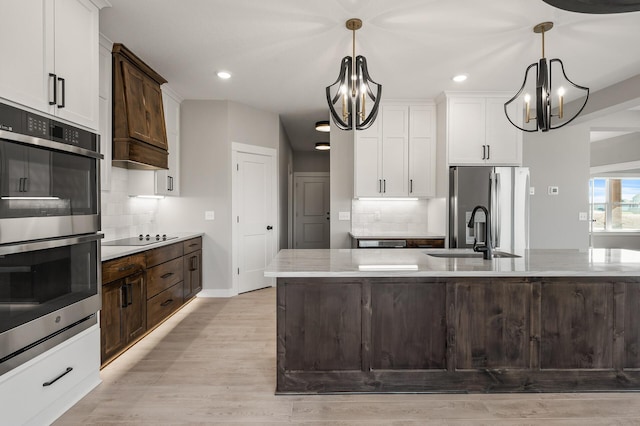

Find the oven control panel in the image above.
[{"left": 26, "top": 114, "right": 49, "bottom": 138}]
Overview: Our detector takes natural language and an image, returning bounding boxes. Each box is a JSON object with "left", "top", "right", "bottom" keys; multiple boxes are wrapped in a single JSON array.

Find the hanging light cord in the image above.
[{"left": 541, "top": 27, "right": 546, "bottom": 58}]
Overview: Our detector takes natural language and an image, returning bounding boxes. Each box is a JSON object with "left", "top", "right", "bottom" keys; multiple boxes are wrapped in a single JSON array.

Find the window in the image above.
[{"left": 589, "top": 178, "right": 640, "bottom": 231}]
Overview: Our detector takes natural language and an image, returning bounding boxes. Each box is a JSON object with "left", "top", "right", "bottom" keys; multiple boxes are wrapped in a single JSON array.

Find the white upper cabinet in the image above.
[
  {"left": 0, "top": 0, "right": 101, "bottom": 130},
  {"left": 445, "top": 93, "right": 522, "bottom": 166},
  {"left": 155, "top": 86, "right": 181, "bottom": 196},
  {"left": 354, "top": 102, "right": 436, "bottom": 198},
  {"left": 408, "top": 105, "right": 436, "bottom": 197}
]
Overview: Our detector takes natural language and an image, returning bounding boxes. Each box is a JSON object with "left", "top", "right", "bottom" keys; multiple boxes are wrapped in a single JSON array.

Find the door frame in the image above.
[
  {"left": 231, "top": 142, "right": 278, "bottom": 296},
  {"left": 293, "top": 172, "right": 330, "bottom": 249}
]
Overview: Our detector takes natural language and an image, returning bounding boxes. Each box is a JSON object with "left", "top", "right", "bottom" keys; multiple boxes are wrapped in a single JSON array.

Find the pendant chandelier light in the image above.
[
  {"left": 326, "top": 18, "right": 382, "bottom": 131},
  {"left": 504, "top": 22, "right": 589, "bottom": 132}
]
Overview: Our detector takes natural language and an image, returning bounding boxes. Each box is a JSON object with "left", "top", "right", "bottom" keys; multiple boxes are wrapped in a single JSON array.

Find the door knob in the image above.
[{"left": 266, "top": 225, "right": 273, "bottom": 230}]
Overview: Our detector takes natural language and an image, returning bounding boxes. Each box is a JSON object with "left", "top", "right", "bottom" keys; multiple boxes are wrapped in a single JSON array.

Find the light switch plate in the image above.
[
  {"left": 529, "top": 187, "right": 535, "bottom": 196},
  {"left": 205, "top": 210, "right": 215, "bottom": 220},
  {"left": 338, "top": 211, "right": 350, "bottom": 221},
  {"left": 579, "top": 212, "right": 588, "bottom": 221}
]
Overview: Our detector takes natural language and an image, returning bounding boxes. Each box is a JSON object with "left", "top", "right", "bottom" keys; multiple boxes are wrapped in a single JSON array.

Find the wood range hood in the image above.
[{"left": 112, "top": 43, "right": 169, "bottom": 170}]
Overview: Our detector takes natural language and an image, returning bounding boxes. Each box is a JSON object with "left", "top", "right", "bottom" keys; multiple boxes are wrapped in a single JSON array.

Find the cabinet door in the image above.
[
  {"left": 123, "top": 271, "right": 146, "bottom": 342},
  {"left": 485, "top": 97, "right": 522, "bottom": 165},
  {"left": 143, "top": 79, "right": 168, "bottom": 150},
  {"left": 354, "top": 118, "right": 382, "bottom": 197},
  {"left": 100, "top": 280, "right": 126, "bottom": 364},
  {"left": 155, "top": 88, "right": 180, "bottom": 195},
  {"left": 448, "top": 97, "right": 486, "bottom": 164},
  {"left": 408, "top": 105, "right": 436, "bottom": 198},
  {"left": 53, "top": 0, "right": 99, "bottom": 130},
  {"left": 183, "top": 250, "right": 202, "bottom": 300},
  {"left": 121, "top": 61, "right": 151, "bottom": 143},
  {"left": 0, "top": 0, "right": 53, "bottom": 114},
  {"left": 381, "top": 105, "right": 409, "bottom": 196}
]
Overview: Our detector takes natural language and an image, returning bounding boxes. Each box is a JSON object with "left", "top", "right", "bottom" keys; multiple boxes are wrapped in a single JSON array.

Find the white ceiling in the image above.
[{"left": 99, "top": 0, "right": 640, "bottom": 151}]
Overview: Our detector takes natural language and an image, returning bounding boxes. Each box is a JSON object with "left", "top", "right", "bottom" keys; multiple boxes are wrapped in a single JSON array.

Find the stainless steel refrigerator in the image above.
[{"left": 449, "top": 166, "right": 530, "bottom": 252}]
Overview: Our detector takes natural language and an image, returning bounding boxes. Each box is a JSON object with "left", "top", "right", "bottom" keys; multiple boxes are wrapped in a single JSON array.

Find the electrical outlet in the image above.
[
  {"left": 579, "top": 212, "right": 588, "bottom": 221},
  {"left": 338, "top": 211, "right": 350, "bottom": 221},
  {"left": 205, "top": 210, "right": 215, "bottom": 220},
  {"left": 529, "top": 187, "right": 535, "bottom": 195},
  {"left": 548, "top": 186, "right": 559, "bottom": 195}
]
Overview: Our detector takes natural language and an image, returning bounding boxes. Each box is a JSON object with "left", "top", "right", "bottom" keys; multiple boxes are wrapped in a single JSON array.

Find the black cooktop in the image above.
[{"left": 102, "top": 234, "right": 177, "bottom": 246}]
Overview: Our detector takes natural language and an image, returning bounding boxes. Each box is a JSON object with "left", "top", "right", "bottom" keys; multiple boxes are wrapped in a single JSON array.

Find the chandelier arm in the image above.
[
  {"left": 504, "top": 62, "right": 539, "bottom": 133},
  {"left": 536, "top": 58, "right": 550, "bottom": 131},
  {"left": 548, "top": 58, "right": 590, "bottom": 130},
  {"left": 326, "top": 57, "right": 353, "bottom": 130},
  {"left": 354, "top": 56, "right": 382, "bottom": 130}
]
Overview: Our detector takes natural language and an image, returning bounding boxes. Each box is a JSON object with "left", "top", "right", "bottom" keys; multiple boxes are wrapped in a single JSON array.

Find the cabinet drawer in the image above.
[
  {"left": 146, "top": 257, "right": 183, "bottom": 299},
  {"left": 147, "top": 281, "right": 184, "bottom": 329},
  {"left": 183, "top": 237, "right": 202, "bottom": 255},
  {"left": 102, "top": 253, "right": 146, "bottom": 284},
  {"left": 406, "top": 238, "right": 445, "bottom": 248},
  {"left": 0, "top": 326, "right": 99, "bottom": 426},
  {"left": 146, "top": 242, "right": 183, "bottom": 268}
]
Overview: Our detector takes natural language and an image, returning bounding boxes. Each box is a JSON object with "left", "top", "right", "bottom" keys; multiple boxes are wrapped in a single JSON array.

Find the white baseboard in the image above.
[{"left": 197, "top": 288, "right": 236, "bottom": 298}]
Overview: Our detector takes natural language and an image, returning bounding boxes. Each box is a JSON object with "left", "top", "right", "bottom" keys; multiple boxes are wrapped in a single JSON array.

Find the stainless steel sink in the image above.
[{"left": 427, "top": 251, "right": 521, "bottom": 259}]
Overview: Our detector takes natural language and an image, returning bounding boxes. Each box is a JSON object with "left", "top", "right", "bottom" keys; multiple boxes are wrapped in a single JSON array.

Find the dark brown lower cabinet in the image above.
[
  {"left": 277, "top": 276, "right": 640, "bottom": 394},
  {"left": 183, "top": 249, "right": 202, "bottom": 300},
  {"left": 100, "top": 237, "right": 202, "bottom": 367},
  {"left": 100, "top": 270, "right": 146, "bottom": 365}
]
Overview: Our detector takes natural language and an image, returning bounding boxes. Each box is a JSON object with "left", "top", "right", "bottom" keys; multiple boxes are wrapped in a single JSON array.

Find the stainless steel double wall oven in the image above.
[{"left": 0, "top": 102, "right": 102, "bottom": 374}]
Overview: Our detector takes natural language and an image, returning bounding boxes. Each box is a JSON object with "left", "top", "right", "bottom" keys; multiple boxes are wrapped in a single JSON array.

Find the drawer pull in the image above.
[
  {"left": 161, "top": 272, "right": 174, "bottom": 279},
  {"left": 43, "top": 367, "right": 72, "bottom": 387},
  {"left": 188, "top": 243, "right": 198, "bottom": 247},
  {"left": 160, "top": 298, "right": 174, "bottom": 307},
  {"left": 118, "top": 264, "right": 136, "bottom": 272}
]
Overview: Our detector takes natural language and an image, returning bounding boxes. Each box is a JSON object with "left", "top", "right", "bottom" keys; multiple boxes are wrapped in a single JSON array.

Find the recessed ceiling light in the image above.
[
  {"left": 452, "top": 74, "right": 468, "bottom": 82},
  {"left": 315, "top": 142, "right": 330, "bottom": 151},
  {"left": 315, "top": 120, "right": 330, "bottom": 132},
  {"left": 216, "top": 71, "right": 232, "bottom": 80}
]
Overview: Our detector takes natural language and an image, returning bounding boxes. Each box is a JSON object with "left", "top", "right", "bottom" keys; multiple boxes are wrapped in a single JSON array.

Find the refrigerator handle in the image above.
[{"left": 491, "top": 172, "right": 501, "bottom": 249}]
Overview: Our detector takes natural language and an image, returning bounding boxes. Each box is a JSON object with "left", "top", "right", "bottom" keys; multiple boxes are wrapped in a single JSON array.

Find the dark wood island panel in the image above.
[{"left": 276, "top": 277, "right": 640, "bottom": 393}]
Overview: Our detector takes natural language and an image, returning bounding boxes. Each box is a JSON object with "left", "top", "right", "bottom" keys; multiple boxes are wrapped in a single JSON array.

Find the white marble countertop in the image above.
[
  {"left": 349, "top": 232, "right": 446, "bottom": 240},
  {"left": 265, "top": 248, "right": 640, "bottom": 278},
  {"left": 100, "top": 232, "right": 204, "bottom": 262}
]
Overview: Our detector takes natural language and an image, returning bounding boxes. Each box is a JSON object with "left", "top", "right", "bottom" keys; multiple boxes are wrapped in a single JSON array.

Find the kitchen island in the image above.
[{"left": 265, "top": 248, "right": 640, "bottom": 394}]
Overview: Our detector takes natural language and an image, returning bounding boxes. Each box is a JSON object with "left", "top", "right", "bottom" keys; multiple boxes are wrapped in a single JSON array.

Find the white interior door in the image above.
[
  {"left": 237, "top": 151, "right": 275, "bottom": 293},
  {"left": 294, "top": 174, "right": 330, "bottom": 249}
]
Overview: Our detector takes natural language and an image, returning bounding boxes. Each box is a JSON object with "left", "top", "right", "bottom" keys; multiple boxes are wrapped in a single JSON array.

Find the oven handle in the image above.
[
  {"left": 0, "top": 234, "right": 104, "bottom": 256},
  {"left": 0, "top": 129, "right": 103, "bottom": 160}
]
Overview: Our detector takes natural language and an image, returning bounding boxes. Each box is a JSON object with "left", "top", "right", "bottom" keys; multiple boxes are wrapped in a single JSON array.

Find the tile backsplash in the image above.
[
  {"left": 351, "top": 199, "right": 442, "bottom": 235},
  {"left": 101, "top": 167, "right": 160, "bottom": 241}
]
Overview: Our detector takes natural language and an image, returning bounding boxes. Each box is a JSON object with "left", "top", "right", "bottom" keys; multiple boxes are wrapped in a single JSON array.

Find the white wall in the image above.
[
  {"left": 293, "top": 151, "right": 330, "bottom": 172},
  {"left": 591, "top": 133, "right": 640, "bottom": 168},
  {"left": 330, "top": 127, "right": 354, "bottom": 248},
  {"left": 523, "top": 123, "right": 591, "bottom": 249},
  {"left": 279, "top": 121, "right": 293, "bottom": 250},
  {"left": 155, "top": 100, "right": 288, "bottom": 295}
]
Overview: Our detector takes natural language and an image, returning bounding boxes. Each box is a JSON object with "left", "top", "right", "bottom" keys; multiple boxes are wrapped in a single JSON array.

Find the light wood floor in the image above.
[{"left": 56, "top": 287, "right": 640, "bottom": 425}]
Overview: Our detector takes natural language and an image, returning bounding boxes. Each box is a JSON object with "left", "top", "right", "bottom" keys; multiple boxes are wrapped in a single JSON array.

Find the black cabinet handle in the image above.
[
  {"left": 167, "top": 176, "right": 171, "bottom": 191},
  {"left": 121, "top": 285, "right": 128, "bottom": 308},
  {"left": 43, "top": 367, "right": 72, "bottom": 387},
  {"left": 160, "top": 298, "right": 174, "bottom": 307},
  {"left": 57, "top": 77, "right": 65, "bottom": 108},
  {"left": 188, "top": 243, "right": 198, "bottom": 247},
  {"left": 23, "top": 177, "right": 29, "bottom": 192},
  {"left": 383, "top": 179, "right": 386, "bottom": 193},
  {"left": 160, "top": 272, "right": 174, "bottom": 279},
  {"left": 410, "top": 179, "right": 413, "bottom": 194},
  {"left": 482, "top": 145, "right": 486, "bottom": 160},
  {"left": 49, "top": 73, "right": 57, "bottom": 105},
  {"left": 127, "top": 284, "right": 133, "bottom": 306},
  {"left": 379, "top": 179, "right": 382, "bottom": 193},
  {"left": 487, "top": 144, "right": 490, "bottom": 160}
]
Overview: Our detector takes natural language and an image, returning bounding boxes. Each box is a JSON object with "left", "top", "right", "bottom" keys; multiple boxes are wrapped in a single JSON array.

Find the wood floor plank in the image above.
[{"left": 55, "top": 287, "right": 640, "bottom": 425}]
